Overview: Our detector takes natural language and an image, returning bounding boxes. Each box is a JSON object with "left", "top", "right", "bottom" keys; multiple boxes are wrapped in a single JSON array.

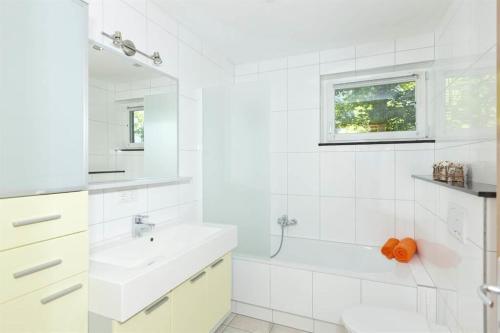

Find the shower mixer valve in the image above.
[
  {"left": 277, "top": 215, "right": 298, "bottom": 227},
  {"left": 271, "top": 215, "right": 298, "bottom": 258}
]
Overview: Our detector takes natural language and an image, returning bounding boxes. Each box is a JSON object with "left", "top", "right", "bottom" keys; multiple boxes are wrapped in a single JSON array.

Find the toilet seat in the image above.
[{"left": 342, "top": 306, "right": 448, "bottom": 333}]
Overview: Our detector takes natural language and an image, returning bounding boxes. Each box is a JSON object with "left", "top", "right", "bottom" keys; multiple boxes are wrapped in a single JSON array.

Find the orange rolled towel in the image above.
[
  {"left": 393, "top": 238, "right": 417, "bottom": 263},
  {"left": 381, "top": 238, "right": 400, "bottom": 259}
]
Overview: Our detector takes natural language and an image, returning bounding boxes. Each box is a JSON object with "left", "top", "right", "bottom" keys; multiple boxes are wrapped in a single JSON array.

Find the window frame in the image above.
[
  {"left": 128, "top": 105, "right": 145, "bottom": 148},
  {"left": 321, "top": 71, "right": 428, "bottom": 143}
]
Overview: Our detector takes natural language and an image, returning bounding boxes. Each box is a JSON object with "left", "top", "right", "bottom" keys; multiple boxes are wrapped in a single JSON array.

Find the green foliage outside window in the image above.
[
  {"left": 445, "top": 73, "right": 496, "bottom": 130},
  {"left": 132, "top": 110, "right": 144, "bottom": 143},
  {"left": 334, "top": 80, "right": 417, "bottom": 134}
]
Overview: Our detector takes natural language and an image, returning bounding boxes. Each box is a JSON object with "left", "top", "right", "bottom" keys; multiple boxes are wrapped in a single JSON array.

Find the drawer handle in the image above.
[
  {"left": 12, "top": 214, "right": 62, "bottom": 228},
  {"left": 13, "top": 259, "right": 63, "bottom": 279},
  {"left": 190, "top": 271, "right": 206, "bottom": 283},
  {"left": 210, "top": 258, "right": 224, "bottom": 268},
  {"left": 144, "top": 296, "right": 169, "bottom": 315},
  {"left": 40, "top": 283, "right": 83, "bottom": 305}
]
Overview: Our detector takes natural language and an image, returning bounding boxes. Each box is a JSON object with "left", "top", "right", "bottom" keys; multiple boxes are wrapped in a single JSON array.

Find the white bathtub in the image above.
[
  {"left": 267, "top": 236, "right": 416, "bottom": 286},
  {"left": 231, "top": 238, "right": 433, "bottom": 332}
]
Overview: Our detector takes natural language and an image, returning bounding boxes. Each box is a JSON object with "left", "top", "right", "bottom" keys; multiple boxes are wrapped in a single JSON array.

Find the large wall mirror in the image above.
[{"left": 88, "top": 42, "right": 178, "bottom": 184}]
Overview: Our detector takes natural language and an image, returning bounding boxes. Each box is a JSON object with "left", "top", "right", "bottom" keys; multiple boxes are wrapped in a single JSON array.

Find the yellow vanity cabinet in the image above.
[
  {"left": 0, "top": 272, "right": 88, "bottom": 333},
  {"left": 171, "top": 268, "right": 210, "bottom": 333},
  {"left": 206, "top": 253, "right": 232, "bottom": 329},
  {"left": 171, "top": 252, "right": 232, "bottom": 333},
  {"left": 112, "top": 294, "right": 172, "bottom": 333}
]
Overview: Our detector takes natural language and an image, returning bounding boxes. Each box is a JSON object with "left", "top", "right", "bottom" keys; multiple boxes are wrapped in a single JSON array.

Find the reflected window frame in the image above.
[{"left": 128, "top": 105, "right": 145, "bottom": 148}]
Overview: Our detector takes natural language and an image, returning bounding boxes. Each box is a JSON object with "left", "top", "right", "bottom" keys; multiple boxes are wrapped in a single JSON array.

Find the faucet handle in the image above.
[{"left": 134, "top": 214, "right": 149, "bottom": 224}]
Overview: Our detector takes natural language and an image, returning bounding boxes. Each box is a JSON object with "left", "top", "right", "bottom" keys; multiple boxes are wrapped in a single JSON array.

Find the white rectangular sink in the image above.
[
  {"left": 89, "top": 222, "right": 237, "bottom": 322},
  {"left": 91, "top": 224, "right": 219, "bottom": 269}
]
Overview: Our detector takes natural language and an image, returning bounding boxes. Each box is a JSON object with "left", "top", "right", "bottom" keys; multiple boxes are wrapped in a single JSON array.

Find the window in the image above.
[
  {"left": 129, "top": 106, "right": 144, "bottom": 145},
  {"left": 321, "top": 72, "right": 427, "bottom": 142}
]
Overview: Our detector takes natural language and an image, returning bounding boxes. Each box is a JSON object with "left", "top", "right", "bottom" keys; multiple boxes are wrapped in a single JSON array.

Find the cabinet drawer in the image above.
[
  {"left": 0, "top": 231, "right": 88, "bottom": 303},
  {"left": 0, "top": 191, "right": 88, "bottom": 251},
  {"left": 206, "top": 253, "right": 232, "bottom": 329},
  {"left": 0, "top": 272, "right": 88, "bottom": 333},
  {"left": 113, "top": 293, "right": 172, "bottom": 333},
  {"left": 171, "top": 268, "right": 210, "bottom": 333}
]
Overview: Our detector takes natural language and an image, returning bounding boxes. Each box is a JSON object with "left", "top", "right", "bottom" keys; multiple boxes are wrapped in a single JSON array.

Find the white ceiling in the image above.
[{"left": 156, "top": 0, "right": 454, "bottom": 64}]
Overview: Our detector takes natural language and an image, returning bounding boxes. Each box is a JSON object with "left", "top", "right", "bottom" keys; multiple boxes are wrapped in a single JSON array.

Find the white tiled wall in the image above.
[
  {"left": 234, "top": 0, "right": 496, "bottom": 254},
  {"left": 87, "top": 0, "right": 234, "bottom": 244},
  {"left": 232, "top": 3, "right": 496, "bottom": 330},
  {"left": 414, "top": 179, "right": 497, "bottom": 332},
  {"left": 88, "top": 182, "right": 200, "bottom": 244},
  {"left": 414, "top": 3, "right": 498, "bottom": 329},
  {"left": 430, "top": 0, "right": 496, "bottom": 185},
  {"left": 235, "top": 35, "right": 437, "bottom": 249},
  {"left": 281, "top": 143, "right": 434, "bottom": 247}
]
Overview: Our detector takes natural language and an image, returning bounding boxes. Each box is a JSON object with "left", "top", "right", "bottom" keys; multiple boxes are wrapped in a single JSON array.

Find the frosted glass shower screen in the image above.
[
  {"left": 144, "top": 92, "right": 178, "bottom": 179},
  {"left": 203, "top": 83, "right": 270, "bottom": 257}
]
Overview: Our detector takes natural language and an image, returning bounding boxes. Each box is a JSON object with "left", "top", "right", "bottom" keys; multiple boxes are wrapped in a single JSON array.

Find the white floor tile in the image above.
[
  {"left": 272, "top": 311, "right": 313, "bottom": 332},
  {"left": 216, "top": 325, "right": 228, "bottom": 333},
  {"left": 224, "top": 326, "right": 253, "bottom": 333},
  {"left": 224, "top": 313, "right": 237, "bottom": 325},
  {"left": 270, "top": 324, "right": 308, "bottom": 333},
  {"left": 229, "top": 315, "right": 273, "bottom": 333}
]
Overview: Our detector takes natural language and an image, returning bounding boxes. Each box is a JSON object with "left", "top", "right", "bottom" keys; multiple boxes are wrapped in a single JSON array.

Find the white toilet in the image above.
[{"left": 342, "top": 306, "right": 449, "bottom": 333}]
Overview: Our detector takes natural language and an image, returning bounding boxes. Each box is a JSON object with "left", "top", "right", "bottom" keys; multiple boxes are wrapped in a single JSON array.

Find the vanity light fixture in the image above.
[{"left": 102, "top": 31, "right": 163, "bottom": 66}]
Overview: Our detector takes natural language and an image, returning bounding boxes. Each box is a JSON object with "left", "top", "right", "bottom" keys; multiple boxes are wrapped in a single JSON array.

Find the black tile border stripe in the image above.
[
  {"left": 318, "top": 139, "right": 436, "bottom": 146},
  {"left": 89, "top": 170, "right": 126, "bottom": 174}
]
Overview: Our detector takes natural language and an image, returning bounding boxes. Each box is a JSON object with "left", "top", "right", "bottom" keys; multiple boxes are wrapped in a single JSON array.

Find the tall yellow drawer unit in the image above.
[{"left": 0, "top": 191, "right": 89, "bottom": 333}]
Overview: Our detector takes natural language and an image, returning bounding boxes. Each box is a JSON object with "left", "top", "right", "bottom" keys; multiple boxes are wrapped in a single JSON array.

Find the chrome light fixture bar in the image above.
[{"left": 101, "top": 31, "right": 163, "bottom": 66}]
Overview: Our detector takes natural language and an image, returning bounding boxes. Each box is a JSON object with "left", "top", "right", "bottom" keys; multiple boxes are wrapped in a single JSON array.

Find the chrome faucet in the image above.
[{"left": 132, "top": 215, "right": 155, "bottom": 238}]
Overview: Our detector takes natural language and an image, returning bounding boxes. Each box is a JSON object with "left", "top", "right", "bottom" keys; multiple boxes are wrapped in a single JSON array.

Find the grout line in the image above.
[
  {"left": 284, "top": 57, "right": 289, "bottom": 240},
  {"left": 393, "top": 149, "right": 396, "bottom": 236},
  {"left": 354, "top": 150, "right": 357, "bottom": 242}
]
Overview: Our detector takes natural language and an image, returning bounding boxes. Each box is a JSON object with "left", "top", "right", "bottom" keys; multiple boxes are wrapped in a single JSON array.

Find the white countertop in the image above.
[{"left": 88, "top": 222, "right": 237, "bottom": 322}]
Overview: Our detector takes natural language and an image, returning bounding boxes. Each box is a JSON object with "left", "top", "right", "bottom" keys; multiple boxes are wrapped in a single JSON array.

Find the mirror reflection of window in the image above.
[{"left": 128, "top": 106, "right": 144, "bottom": 145}]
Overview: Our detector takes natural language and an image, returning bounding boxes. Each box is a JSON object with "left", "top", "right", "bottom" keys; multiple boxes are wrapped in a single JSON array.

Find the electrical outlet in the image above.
[
  {"left": 447, "top": 203, "right": 466, "bottom": 243},
  {"left": 118, "top": 191, "right": 136, "bottom": 203}
]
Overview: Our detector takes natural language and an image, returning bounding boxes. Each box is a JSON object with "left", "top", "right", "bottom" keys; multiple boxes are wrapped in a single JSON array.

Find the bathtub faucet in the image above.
[
  {"left": 277, "top": 215, "right": 298, "bottom": 227},
  {"left": 271, "top": 215, "right": 297, "bottom": 259}
]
